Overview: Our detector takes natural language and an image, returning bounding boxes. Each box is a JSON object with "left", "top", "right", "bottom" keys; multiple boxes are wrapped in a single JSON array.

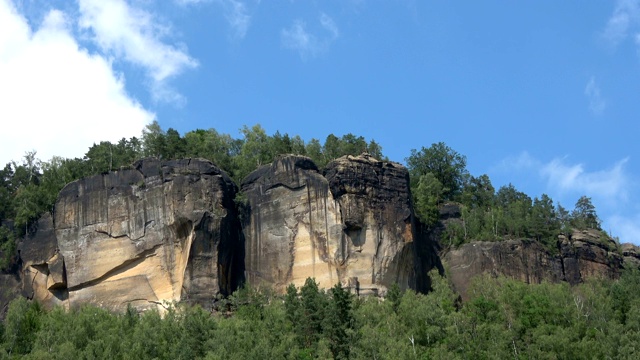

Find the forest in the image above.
[
  {"left": 1, "top": 269, "right": 640, "bottom": 359},
  {"left": 0, "top": 123, "right": 631, "bottom": 358}
]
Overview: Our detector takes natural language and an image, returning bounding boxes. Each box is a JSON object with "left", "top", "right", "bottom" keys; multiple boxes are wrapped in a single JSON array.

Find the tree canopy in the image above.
[{"left": 2, "top": 269, "right": 640, "bottom": 359}]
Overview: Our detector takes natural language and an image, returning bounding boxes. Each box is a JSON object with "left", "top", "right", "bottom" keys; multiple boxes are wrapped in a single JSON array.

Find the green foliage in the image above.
[
  {"left": 324, "top": 283, "right": 354, "bottom": 360},
  {"left": 0, "top": 226, "right": 16, "bottom": 270},
  {"left": 414, "top": 173, "right": 444, "bottom": 226},
  {"left": 3, "top": 271, "right": 640, "bottom": 359},
  {"left": 3, "top": 298, "right": 43, "bottom": 355},
  {"left": 406, "top": 142, "right": 469, "bottom": 202},
  {"left": 386, "top": 282, "right": 403, "bottom": 314},
  {"left": 572, "top": 195, "right": 601, "bottom": 230}
]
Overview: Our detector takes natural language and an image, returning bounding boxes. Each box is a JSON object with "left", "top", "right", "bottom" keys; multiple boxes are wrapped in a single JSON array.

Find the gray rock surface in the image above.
[{"left": 23, "top": 158, "right": 243, "bottom": 312}]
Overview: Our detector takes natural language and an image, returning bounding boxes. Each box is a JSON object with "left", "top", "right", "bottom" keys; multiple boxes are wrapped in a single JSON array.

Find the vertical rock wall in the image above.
[
  {"left": 242, "top": 154, "right": 431, "bottom": 294},
  {"left": 241, "top": 156, "right": 344, "bottom": 291},
  {"left": 324, "top": 154, "right": 419, "bottom": 294},
  {"left": 24, "top": 158, "right": 243, "bottom": 312}
]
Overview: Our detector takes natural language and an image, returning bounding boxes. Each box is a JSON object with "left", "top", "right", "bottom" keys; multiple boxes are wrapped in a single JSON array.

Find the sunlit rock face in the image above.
[
  {"left": 324, "top": 154, "right": 420, "bottom": 294},
  {"left": 241, "top": 154, "right": 430, "bottom": 295},
  {"left": 26, "top": 158, "right": 243, "bottom": 312}
]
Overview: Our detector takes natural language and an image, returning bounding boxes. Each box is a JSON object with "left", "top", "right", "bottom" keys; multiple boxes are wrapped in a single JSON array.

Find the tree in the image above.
[
  {"left": 164, "top": 128, "right": 186, "bottom": 159},
  {"left": 236, "top": 124, "right": 272, "bottom": 181},
  {"left": 572, "top": 196, "right": 600, "bottom": 230},
  {"left": 0, "top": 163, "right": 15, "bottom": 222},
  {"left": 406, "top": 142, "right": 469, "bottom": 201},
  {"left": 414, "top": 173, "right": 445, "bottom": 226},
  {"left": 367, "top": 139, "right": 384, "bottom": 160},
  {"left": 297, "top": 278, "right": 327, "bottom": 350},
  {"left": 462, "top": 174, "right": 495, "bottom": 209},
  {"left": 305, "top": 138, "right": 324, "bottom": 166},
  {"left": 323, "top": 283, "right": 354, "bottom": 359},
  {"left": 323, "top": 134, "right": 342, "bottom": 162},
  {"left": 4, "top": 298, "right": 44, "bottom": 355},
  {"left": 556, "top": 203, "right": 571, "bottom": 235},
  {"left": 495, "top": 184, "right": 532, "bottom": 238},
  {"left": 530, "top": 194, "right": 559, "bottom": 247},
  {"left": 141, "top": 120, "right": 166, "bottom": 157}
]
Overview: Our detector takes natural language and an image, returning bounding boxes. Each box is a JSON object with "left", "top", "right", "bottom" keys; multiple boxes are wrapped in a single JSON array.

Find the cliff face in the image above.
[
  {"left": 241, "top": 154, "right": 430, "bottom": 295},
  {"left": 440, "top": 205, "right": 625, "bottom": 300},
  {"left": 324, "top": 154, "right": 435, "bottom": 293},
  {"left": 9, "top": 155, "right": 638, "bottom": 312},
  {"left": 21, "top": 158, "right": 243, "bottom": 312}
]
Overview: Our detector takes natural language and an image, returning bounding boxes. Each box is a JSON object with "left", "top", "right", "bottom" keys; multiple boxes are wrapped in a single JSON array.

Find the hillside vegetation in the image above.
[{"left": 1, "top": 269, "right": 640, "bottom": 359}]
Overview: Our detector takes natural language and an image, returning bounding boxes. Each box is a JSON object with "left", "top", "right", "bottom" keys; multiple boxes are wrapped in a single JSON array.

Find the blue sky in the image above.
[{"left": 0, "top": 0, "right": 639, "bottom": 244}]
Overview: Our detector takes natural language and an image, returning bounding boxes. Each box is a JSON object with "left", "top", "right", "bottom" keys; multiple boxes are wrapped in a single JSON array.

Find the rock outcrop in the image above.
[
  {"left": 324, "top": 154, "right": 436, "bottom": 294},
  {"left": 22, "top": 158, "right": 243, "bottom": 312},
  {"left": 621, "top": 243, "right": 640, "bottom": 269},
  {"left": 441, "top": 205, "right": 625, "bottom": 300},
  {"left": 242, "top": 154, "right": 430, "bottom": 295}
]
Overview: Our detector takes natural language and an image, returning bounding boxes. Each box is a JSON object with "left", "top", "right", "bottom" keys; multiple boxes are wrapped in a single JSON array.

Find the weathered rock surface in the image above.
[
  {"left": 23, "top": 158, "right": 243, "bottom": 312},
  {"left": 558, "top": 229, "right": 622, "bottom": 284},
  {"left": 324, "top": 154, "right": 430, "bottom": 294},
  {"left": 242, "top": 154, "right": 430, "bottom": 295},
  {"left": 621, "top": 243, "right": 640, "bottom": 269},
  {"left": 8, "top": 155, "right": 637, "bottom": 312},
  {"left": 18, "top": 213, "right": 67, "bottom": 308},
  {"left": 441, "top": 205, "right": 625, "bottom": 300}
]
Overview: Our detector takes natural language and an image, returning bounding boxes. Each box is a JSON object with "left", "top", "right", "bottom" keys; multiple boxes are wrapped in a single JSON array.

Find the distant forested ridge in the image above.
[{"left": 0, "top": 122, "right": 615, "bottom": 271}]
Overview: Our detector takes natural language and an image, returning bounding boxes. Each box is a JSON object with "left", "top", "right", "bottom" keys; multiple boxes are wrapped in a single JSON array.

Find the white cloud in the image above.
[
  {"left": 175, "top": 0, "right": 208, "bottom": 4},
  {"left": 282, "top": 13, "right": 339, "bottom": 59},
  {"left": 320, "top": 12, "right": 339, "bottom": 38},
  {"left": 223, "top": 0, "right": 251, "bottom": 39},
  {"left": 496, "top": 151, "right": 539, "bottom": 172},
  {"left": 603, "top": 0, "right": 639, "bottom": 45},
  {"left": 541, "top": 157, "right": 629, "bottom": 203},
  {"left": 495, "top": 152, "right": 638, "bottom": 243},
  {"left": 0, "top": 0, "right": 155, "bottom": 165},
  {"left": 584, "top": 77, "right": 606, "bottom": 115},
  {"left": 608, "top": 213, "right": 640, "bottom": 244},
  {"left": 175, "top": 0, "right": 251, "bottom": 40},
  {"left": 78, "top": 0, "right": 198, "bottom": 103},
  {"left": 499, "top": 152, "right": 630, "bottom": 203}
]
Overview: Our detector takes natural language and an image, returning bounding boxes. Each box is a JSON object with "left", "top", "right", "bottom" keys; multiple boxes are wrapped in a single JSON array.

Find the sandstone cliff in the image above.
[
  {"left": 439, "top": 204, "right": 626, "bottom": 300},
  {"left": 20, "top": 158, "right": 243, "bottom": 312},
  {"left": 241, "top": 154, "right": 432, "bottom": 295},
  {"left": 9, "top": 155, "right": 639, "bottom": 313}
]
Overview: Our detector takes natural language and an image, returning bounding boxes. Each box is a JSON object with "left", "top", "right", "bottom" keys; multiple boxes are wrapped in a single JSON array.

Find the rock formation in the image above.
[
  {"left": 622, "top": 243, "right": 640, "bottom": 269},
  {"left": 8, "top": 154, "right": 639, "bottom": 313},
  {"left": 241, "top": 154, "right": 430, "bottom": 295},
  {"left": 324, "top": 154, "right": 438, "bottom": 294},
  {"left": 21, "top": 158, "right": 243, "bottom": 312},
  {"left": 440, "top": 204, "right": 625, "bottom": 300}
]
